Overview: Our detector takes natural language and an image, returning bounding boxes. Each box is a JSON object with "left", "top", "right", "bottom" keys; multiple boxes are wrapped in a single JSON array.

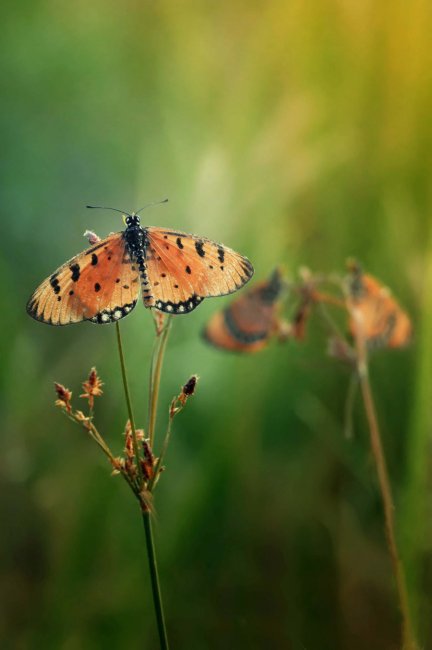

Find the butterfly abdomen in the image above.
[{"left": 123, "top": 225, "right": 155, "bottom": 308}]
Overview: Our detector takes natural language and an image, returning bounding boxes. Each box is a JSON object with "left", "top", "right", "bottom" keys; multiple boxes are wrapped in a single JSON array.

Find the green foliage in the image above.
[{"left": 1, "top": 1, "right": 431, "bottom": 648}]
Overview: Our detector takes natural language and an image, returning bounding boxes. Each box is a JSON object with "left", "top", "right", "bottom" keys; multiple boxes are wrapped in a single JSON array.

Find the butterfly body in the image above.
[{"left": 27, "top": 213, "right": 254, "bottom": 326}]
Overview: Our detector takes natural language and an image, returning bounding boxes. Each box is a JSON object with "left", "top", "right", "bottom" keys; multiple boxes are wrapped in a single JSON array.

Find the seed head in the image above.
[
  {"left": 80, "top": 367, "right": 104, "bottom": 409},
  {"left": 54, "top": 383, "right": 72, "bottom": 413}
]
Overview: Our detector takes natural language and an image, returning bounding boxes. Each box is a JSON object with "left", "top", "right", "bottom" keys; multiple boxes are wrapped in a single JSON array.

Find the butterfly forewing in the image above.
[
  {"left": 145, "top": 227, "right": 254, "bottom": 313},
  {"left": 26, "top": 233, "right": 140, "bottom": 325}
]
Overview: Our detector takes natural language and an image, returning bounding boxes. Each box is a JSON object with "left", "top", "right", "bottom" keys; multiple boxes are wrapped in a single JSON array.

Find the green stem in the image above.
[
  {"left": 353, "top": 322, "right": 417, "bottom": 650},
  {"left": 148, "top": 416, "right": 173, "bottom": 493},
  {"left": 142, "top": 511, "right": 169, "bottom": 650},
  {"left": 148, "top": 317, "right": 172, "bottom": 447},
  {"left": 116, "top": 322, "right": 169, "bottom": 649},
  {"left": 115, "top": 323, "right": 144, "bottom": 485}
]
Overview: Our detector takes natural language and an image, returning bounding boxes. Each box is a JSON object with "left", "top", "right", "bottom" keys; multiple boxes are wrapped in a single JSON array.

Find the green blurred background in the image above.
[{"left": 1, "top": 1, "right": 431, "bottom": 648}]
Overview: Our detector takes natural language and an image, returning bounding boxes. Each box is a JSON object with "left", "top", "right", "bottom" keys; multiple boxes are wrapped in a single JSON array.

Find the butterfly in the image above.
[
  {"left": 346, "top": 263, "right": 412, "bottom": 348},
  {"left": 203, "top": 267, "right": 286, "bottom": 353},
  {"left": 26, "top": 209, "right": 254, "bottom": 325}
]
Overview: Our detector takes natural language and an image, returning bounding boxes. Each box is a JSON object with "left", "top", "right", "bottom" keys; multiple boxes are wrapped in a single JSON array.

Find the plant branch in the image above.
[
  {"left": 115, "top": 321, "right": 169, "bottom": 650},
  {"left": 352, "top": 312, "right": 418, "bottom": 650}
]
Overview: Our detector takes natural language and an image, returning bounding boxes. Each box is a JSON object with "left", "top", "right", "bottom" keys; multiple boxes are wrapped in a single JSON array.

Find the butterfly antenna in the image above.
[
  {"left": 135, "top": 198, "right": 168, "bottom": 214},
  {"left": 86, "top": 205, "right": 132, "bottom": 217}
]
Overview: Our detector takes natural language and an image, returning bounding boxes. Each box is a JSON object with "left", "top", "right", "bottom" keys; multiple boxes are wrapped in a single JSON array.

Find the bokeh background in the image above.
[{"left": 1, "top": 1, "right": 432, "bottom": 648}]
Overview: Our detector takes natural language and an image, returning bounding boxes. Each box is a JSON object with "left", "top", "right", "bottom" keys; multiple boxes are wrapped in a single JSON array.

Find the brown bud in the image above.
[
  {"left": 80, "top": 367, "right": 103, "bottom": 409},
  {"left": 54, "top": 382, "right": 72, "bottom": 413},
  {"left": 182, "top": 375, "right": 198, "bottom": 397}
]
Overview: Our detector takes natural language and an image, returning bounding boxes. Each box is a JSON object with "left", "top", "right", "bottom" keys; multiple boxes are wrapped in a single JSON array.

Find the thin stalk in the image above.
[
  {"left": 148, "top": 317, "right": 172, "bottom": 447},
  {"left": 142, "top": 511, "right": 169, "bottom": 650},
  {"left": 148, "top": 417, "right": 173, "bottom": 493},
  {"left": 343, "top": 371, "right": 358, "bottom": 440},
  {"left": 353, "top": 320, "right": 418, "bottom": 650},
  {"left": 115, "top": 323, "right": 144, "bottom": 485},
  {"left": 115, "top": 321, "right": 169, "bottom": 650}
]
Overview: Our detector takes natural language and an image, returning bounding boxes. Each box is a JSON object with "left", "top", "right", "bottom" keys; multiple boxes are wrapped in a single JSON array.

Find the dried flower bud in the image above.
[
  {"left": 182, "top": 375, "right": 198, "bottom": 397},
  {"left": 111, "top": 457, "right": 124, "bottom": 475},
  {"left": 80, "top": 367, "right": 104, "bottom": 409},
  {"left": 83, "top": 230, "right": 101, "bottom": 245},
  {"left": 170, "top": 375, "right": 199, "bottom": 417},
  {"left": 54, "top": 382, "right": 72, "bottom": 413},
  {"left": 74, "top": 410, "right": 91, "bottom": 428}
]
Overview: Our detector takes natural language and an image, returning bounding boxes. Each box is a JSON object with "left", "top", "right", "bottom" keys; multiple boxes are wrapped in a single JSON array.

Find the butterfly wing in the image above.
[
  {"left": 348, "top": 274, "right": 411, "bottom": 348},
  {"left": 145, "top": 227, "right": 254, "bottom": 313},
  {"left": 26, "top": 233, "right": 140, "bottom": 325},
  {"left": 203, "top": 270, "right": 283, "bottom": 352}
]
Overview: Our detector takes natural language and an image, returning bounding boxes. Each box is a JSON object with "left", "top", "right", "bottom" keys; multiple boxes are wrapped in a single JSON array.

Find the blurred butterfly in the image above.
[
  {"left": 203, "top": 267, "right": 287, "bottom": 353},
  {"left": 346, "top": 262, "right": 412, "bottom": 348},
  {"left": 26, "top": 206, "right": 254, "bottom": 325}
]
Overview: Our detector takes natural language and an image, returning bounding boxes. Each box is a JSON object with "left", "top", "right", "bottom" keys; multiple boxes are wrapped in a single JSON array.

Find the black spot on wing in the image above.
[
  {"left": 91, "top": 253, "right": 98, "bottom": 266},
  {"left": 217, "top": 246, "right": 225, "bottom": 263},
  {"left": 50, "top": 274, "right": 61, "bottom": 294},
  {"left": 241, "top": 258, "right": 254, "bottom": 279},
  {"left": 70, "top": 263, "right": 81, "bottom": 282},
  {"left": 176, "top": 237, "right": 184, "bottom": 249},
  {"left": 185, "top": 265, "right": 192, "bottom": 274},
  {"left": 195, "top": 240, "right": 205, "bottom": 257}
]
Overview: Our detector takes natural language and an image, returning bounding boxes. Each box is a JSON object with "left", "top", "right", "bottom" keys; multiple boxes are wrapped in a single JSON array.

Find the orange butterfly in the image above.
[
  {"left": 203, "top": 267, "right": 286, "bottom": 353},
  {"left": 26, "top": 210, "right": 254, "bottom": 325},
  {"left": 346, "top": 263, "right": 412, "bottom": 348}
]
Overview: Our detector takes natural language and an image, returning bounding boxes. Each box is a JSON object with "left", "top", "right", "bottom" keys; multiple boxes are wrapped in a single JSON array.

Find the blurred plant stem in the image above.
[
  {"left": 148, "top": 316, "right": 172, "bottom": 447},
  {"left": 142, "top": 511, "right": 168, "bottom": 650},
  {"left": 352, "top": 319, "right": 418, "bottom": 650},
  {"left": 116, "top": 322, "right": 169, "bottom": 650},
  {"left": 401, "top": 239, "right": 432, "bottom": 640}
]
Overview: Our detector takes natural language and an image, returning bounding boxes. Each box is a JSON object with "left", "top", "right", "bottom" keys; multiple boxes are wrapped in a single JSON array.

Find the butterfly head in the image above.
[{"left": 124, "top": 213, "right": 141, "bottom": 227}]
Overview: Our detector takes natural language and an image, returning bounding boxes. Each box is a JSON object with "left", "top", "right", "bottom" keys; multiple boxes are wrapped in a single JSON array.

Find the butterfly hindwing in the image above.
[
  {"left": 203, "top": 268, "right": 283, "bottom": 352},
  {"left": 145, "top": 227, "right": 254, "bottom": 314},
  {"left": 26, "top": 233, "right": 140, "bottom": 325}
]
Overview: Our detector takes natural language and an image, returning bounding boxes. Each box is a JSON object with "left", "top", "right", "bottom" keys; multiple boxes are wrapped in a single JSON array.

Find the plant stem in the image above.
[
  {"left": 353, "top": 321, "right": 417, "bottom": 650},
  {"left": 148, "top": 317, "right": 172, "bottom": 447},
  {"left": 142, "top": 511, "right": 169, "bottom": 650},
  {"left": 115, "top": 323, "right": 144, "bottom": 485},
  {"left": 115, "top": 322, "right": 169, "bottom": 649}
]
